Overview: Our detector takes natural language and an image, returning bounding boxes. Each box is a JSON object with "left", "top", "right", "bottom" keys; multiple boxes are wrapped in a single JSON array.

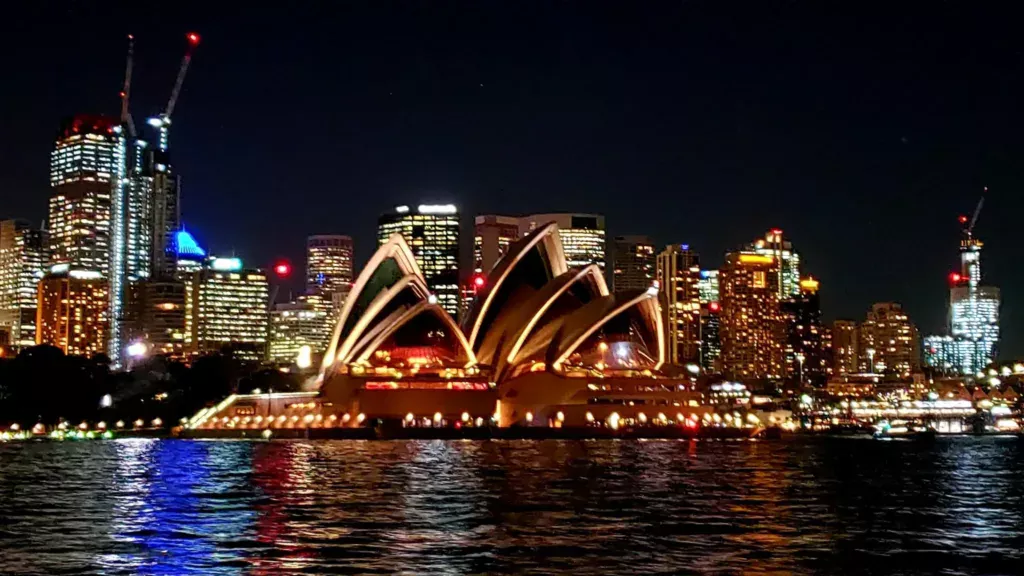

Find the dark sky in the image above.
[{"left": 2, "top": 2, "right": 1022, "bottom": 356}]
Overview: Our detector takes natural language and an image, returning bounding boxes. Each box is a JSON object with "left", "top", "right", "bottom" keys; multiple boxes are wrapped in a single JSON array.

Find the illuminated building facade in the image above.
[
  {"left": 377, "top": 205, "right": 460, "bottom": 316},
  {"left": 832, "top": 320, "right": 859, "bottom": 376},
  {"left": 747, "top": 229, "right": 801, "bottom": 299},
  {"left": 123, "top": 140, "right": 153, "bottom": 282},
  {"left": 184, "top": 257, "right": 270, "bottom": 361},
  {"left": 656, "top": 245, "right": 701, "bottom": 365},
  {"left": 473, "top": 215, "right": 519, "bottom": 274},
  {"left": 124, "top": 230, "right": 205, "bottom": 359},
  {"left": 780, "top": 277, "right": 824, "bottom": 385},
  {"left": 36, "top": 267, "right": 108, "bottom": 357},
  {"left": 306, "top": 235, "right": 354, "bottom": 294},
  {"left": 719, "top": 252, "right": 783, "bottom": 380},
  {"left": 924, "top": 223, "right": 1000, "bottom": 375},
  {"left": 0, "top": 220, "right": 47, "bottom": 347},
  {"left": 48, "top": 116, "right": 122, "bottom": 276},
  {"left": 269, "top": 300, "right": 328, "bottom": 364},
  {"left": 519, "top": 213, "right": 605, "bottom": 275},
  {"left": 612, "top": 235, "right": 656, "bottom": 293},
  {"left": 698, "top": 270, "right": 719, "bottom": 304},
  {"left": 858, "top": 302, "right": 920, "bottom": 375},
  {"left": 700, "top": 302, "right": 721, "bottom": 372}
]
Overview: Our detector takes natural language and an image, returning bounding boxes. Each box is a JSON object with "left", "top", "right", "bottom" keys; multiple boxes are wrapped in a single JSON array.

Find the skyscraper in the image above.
[
  {"left": 36, "top": 266, "right": 109, "bottom": 357},
  {"left": 0, "top": 220, "right": 47, "bottom": 347},
  {"left": 377, "top": 204, "right": 460, "bottom": 316},
  {"left": 859, "top": 302, "right": 920, "bottom": 375},
  {"left": 781, "top": 277, "right": 824, "bottom": 385},
  {"left": 49, "top": 115, "right": 123, "bottom": 275},
  {"left": 519, "top": 213, "right": 605, "bottom": 274},
  {"left": 747, "top": 229, "right": 801, "bottom": 299},
  {"left": 719, "top": 252, "right": 783, "bottom": 380},
  {"left": 612, "top": 235, "right": 657, "bottom": 292},
  {"left": 831, "top": 320, "right": 859, "bottom": 376},
  {"left": 268, "top": 299, "right": 328, "bottom": 364},
  {"left": 183, "top": 257, "right": 270, "bottom": 361},
  {"left": 144, "top": 147, "right": 181, "bottom": 279},
  {"left": 655, "top": 245, "right": 701, "bottom": 365},
  {"left": 924, "top": 210, "right": 1000, "bottom": 375},
  {"left": 474, "top": 215, "right": 520, "bottom": 274},
  {"left": 306, "top": 235, "right": 354, "bottom": 294}
]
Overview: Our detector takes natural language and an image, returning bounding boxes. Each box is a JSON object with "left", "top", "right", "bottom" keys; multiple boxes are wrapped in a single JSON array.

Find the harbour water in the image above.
[{"left": 0, "top": 437, "right": 1022, "bottom": 574}]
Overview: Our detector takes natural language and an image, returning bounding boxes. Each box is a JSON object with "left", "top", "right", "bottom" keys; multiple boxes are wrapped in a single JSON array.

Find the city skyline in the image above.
[{"left": 1, "top": 3, "right": 1022, "bottom": 354}]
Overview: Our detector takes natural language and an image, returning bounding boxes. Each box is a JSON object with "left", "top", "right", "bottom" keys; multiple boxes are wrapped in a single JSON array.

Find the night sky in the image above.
[{"left": 2, "top": 2, "right": 1022, "bottom": 355}]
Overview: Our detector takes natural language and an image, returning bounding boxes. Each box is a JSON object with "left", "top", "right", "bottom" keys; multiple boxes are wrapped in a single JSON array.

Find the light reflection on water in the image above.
[{"left": 0, "top": 437, "right": 1022, "bottom": 574}]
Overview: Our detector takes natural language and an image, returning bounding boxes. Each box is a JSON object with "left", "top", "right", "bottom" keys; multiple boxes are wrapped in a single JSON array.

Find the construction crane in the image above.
[
  {"left": 119, "top": 34, "right": 136, "bottom": 138},
  {"left": 148, "top": 32, "right": 200, "bottom": 151},
  {"left": 959, "top": 188, "right": 986, "bottom": 242}
]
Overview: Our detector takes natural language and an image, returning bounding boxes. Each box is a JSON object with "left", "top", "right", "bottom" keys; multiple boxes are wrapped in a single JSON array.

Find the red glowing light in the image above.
[
  {"left": 958, "top": 215, "right": 968, "bottom": 224},
  {"left": 187, "top": 32, "right": 200, "bottom": 45},
  {"left": 274, "top": 261, "right": 291, "bottom": 278},
  {"left": 949, "top": 272, "right": 962, "bottom": 284},
  {"left": 709, "top": 302, "right": 720, "bottom": 312},
  {"left": 473, "top": 275, "right": 486, "bottom": 288},
  {"left": 770, "top": 228, "right": 783, "bottom": 236}
]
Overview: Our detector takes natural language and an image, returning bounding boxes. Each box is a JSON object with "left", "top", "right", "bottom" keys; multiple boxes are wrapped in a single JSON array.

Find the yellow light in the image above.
[
  {"left": 608, "top": 412, "right": 620, "bottom": 430},
  {"left": 525, "top": 411, "right": 534, "bottom": 423},
  {"left": 738, "top": 254, "right": 774, "bottom": 265},
  {"left": 433, "top": 412, "right": 443, "bottom": 423},
  {"left": 356, "top": 413, "right": 366, "bottom": 423},
  {"left": 638, "top": 412, "right": 648, "bottom": 423},
  {"left": 405, "top": 413, "right": 414, "bottom": 422},
  {"left": 461, "top": 412, "right": 470, "bottom": 422},
  {"left": 799, "top": 277, "right": 820, "bottom": 292},
  {"left": 556, "top": 411, "right": 565, "bottom": 422},
  {"left": 585, "top": 412, "right": 594, "bottom": 422}
]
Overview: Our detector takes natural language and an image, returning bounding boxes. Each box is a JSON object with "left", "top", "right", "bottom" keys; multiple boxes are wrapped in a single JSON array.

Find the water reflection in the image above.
[{"left": 0, "top": 437, "right": 1022, "bottom": 574}]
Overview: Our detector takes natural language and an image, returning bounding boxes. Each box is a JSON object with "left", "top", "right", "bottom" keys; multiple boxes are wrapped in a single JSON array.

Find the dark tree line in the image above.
[{"left": 0, "top": 345, "right": 302, "bottom": 427}]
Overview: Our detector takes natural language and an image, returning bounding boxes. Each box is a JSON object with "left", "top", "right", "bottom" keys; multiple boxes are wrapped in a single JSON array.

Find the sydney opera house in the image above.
[{"left": 187, "top": 223, "right": 731, "bottom": 435}]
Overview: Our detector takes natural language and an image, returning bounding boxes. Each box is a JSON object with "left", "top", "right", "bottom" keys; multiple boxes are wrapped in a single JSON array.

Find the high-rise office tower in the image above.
[
  {"left": 145, "top": 148, "right": 181, "bottom": 279},
  {"left": 474, "top": 215, "right": 520, "bottom": 274},
  {"left": 831, "top": 320, "right": 859, "bottom": 376},
  {"left": 123, "top": 140, "right": 153, "bottom": 282},
  {"left": 306, "top": 235, "right": 354, "bottom": 294},
  {"left": 0, "top": 220, "right": 47, "bottom": 347},
  {"left": 719, "top": 252, "right": 783, "bottom": 380},
  {"left": 519, "top": 213, "right": 605, "bottom": 273},
  {"left": 612, "top": 235, "right": 657, "bottom": 292},
  {"left": 268, "top": 299, "right": 328, "bottom": 364},
  {"left": 700, "top": 302, "right": 721, "bottom": 373},
  {"left": 49, "top": 115, "right": 123, "bottom": 275},
  {"left": 655, "top": 245, "right": 701, "bottom": 365},
  {"left": 924, "top": 209, "right": 1000, "bottom": 375},
  {"left": 746, "top": 229, "right": 801, "bottom": 299},
  {"left": 377, "top": 204, "right": 460, "bottom": 316},
  {"left": 698, "top": 270, "right": 719, "bottom": 304},
  {"left": 859, "top": 302, "right": 920, "bottom": 375},
  {"left": 36, "top": 266, "right": 109, "bottom": 357},
  {"left": 183, "top": 256, "right": 270, "bottom": 361},
  {"left": 49, "top": 115, "right": 126, "bottom": 361},
  {"left": 781, "top": 277, "right": 824, "bottom": 385}
]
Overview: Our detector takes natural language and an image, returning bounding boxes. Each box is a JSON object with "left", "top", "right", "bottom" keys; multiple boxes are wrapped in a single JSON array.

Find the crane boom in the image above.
[
  {"left": 120, "top": 34, "right": 136, "bottom": 138},
  {"left": 967, "top": 194, "right": 985, "bottom": 237},
  {"left": 165, "top": 32, "right": 200, "bottom": 118}
]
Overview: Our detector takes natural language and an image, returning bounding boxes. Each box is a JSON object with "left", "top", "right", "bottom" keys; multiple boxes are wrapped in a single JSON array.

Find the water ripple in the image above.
[{"left": 0, "top": 437, "right": 1021, "bottom": 574}]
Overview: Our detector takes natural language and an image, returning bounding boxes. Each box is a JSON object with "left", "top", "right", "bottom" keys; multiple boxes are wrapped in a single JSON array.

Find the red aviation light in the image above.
[
  {"left": 709, "top": 302, "right": 720, "bottom": 313},
  {"left": 274, "top": 261, "right": 292, "bottom": 278},
  {"left": 472, "top": 274, "right": 486, "bottom": 289},
  {"left": 958, "top": 215, "right": 968, "bottom": 224},
  {"left": 949, "top": 272, "right": 962, "bottom": 284},
  {"left": 187, "top": 32, "right": 201, "bottom": 45}
]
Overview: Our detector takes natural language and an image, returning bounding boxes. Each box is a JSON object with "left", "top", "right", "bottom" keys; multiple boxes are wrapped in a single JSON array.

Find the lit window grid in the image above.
[
  {"left": 377, "top": 213, "right": 460, "bottom": 316},
  {"left": 189, "top": 270, "right": 270, "bottom": 358},
  {"left": 36, "top": 275, "right": 108, "bottom": 356},
  {"left": 719, "top": 258, "right": 783, "bottom": 379},
  {"left": 269, "top": 306, "right": 328, "bottom": 363},
  {"left": 560, "top": 229, "right": 605, "bottom": 271}
]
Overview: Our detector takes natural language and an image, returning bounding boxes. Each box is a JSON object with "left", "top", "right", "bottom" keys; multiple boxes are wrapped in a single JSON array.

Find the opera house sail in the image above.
[{"left": 187, "top": 222, "right": 722, "bottom": 434}]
